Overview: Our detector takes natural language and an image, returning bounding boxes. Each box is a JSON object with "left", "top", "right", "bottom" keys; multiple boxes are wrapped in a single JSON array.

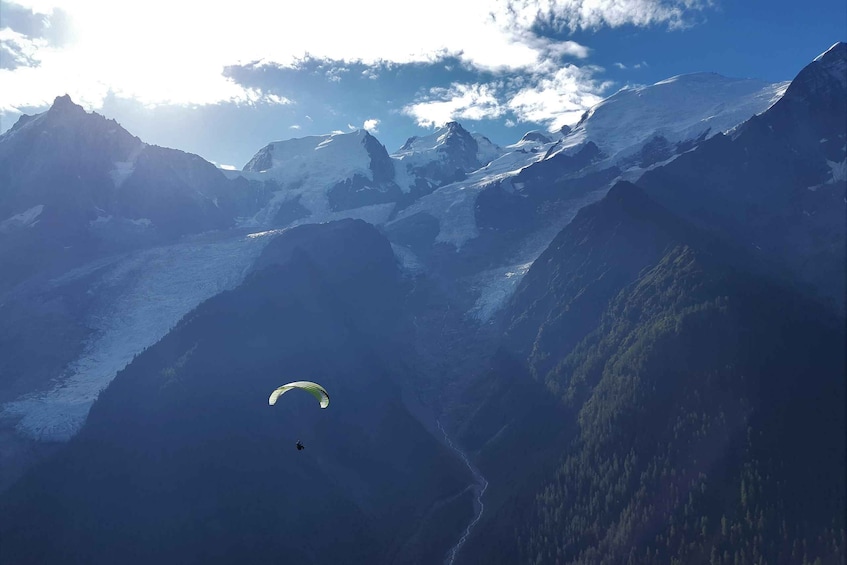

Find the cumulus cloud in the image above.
[
  {"left": 363, "top": 118, "right": 380, "bottom": 133},
  {"left": 403, "top": 83, "right": 507, "bottom": 127},
  {"left": 507, "top": 65, "right": 611, "bottom": 130},
  {"left": 403, "top": 65, "right": 612, "bottom": 132}
]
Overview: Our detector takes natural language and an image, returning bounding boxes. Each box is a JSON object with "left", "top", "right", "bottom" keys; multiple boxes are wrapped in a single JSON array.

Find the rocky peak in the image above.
[
  {"left": 361, "top": 130, "right": 394, "bottom": 183},
  {"left": 49, "top": 94, "right": 83, "bottom": 113},
  {"left": 520, "top": 131, "right": 553, "bottom": 144},
  {"left": 242, "top": 144, "right": 274, "bottom": 172},
  {"left": 787, "top": 41, "right": 846, "bottom": 97},
  {"left": 761, "top": 41, "right": 846, "bottom": 142},
  {"left": 810, "top": 41, "right": 846, "bottom": 90}
]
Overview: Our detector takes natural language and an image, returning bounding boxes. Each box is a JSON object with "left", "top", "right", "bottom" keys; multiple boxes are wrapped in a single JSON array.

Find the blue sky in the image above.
[{"left": 1, "top": 0, "right": 844, "bottom": 168}]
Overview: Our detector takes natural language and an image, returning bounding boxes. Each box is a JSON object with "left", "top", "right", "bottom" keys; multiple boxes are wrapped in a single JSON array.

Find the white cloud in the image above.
[
  {"left": 497, "top": 0, "right": 710, "bottom": 32},
  {"left": 403, "top": 83, "right": 506, "bottom": 127},
  {"left": 264, "top": 93, "right": 291, "bottom": 105},
  {"left": 507, "top": 65, "right": 611, "bottom": 130},
  {"left": 363, "top": 118, "right": 380, "bottom": 133},
  {"left": 0, "top": 0, "right": 707, "bottom": 121},
  {"left": 403, "top": 65, "right": 612, "bottom": 131},
  {"left": 614, "top": 61, "right": 649, "bottom": 70},
  {"left": 0, "top": 28, "right": 47, "bottom": 69}
]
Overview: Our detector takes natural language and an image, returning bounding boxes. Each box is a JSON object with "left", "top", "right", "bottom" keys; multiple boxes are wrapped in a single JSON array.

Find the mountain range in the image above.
[{"left": 0, "top": 42, "right": 844, "bottom": 564}]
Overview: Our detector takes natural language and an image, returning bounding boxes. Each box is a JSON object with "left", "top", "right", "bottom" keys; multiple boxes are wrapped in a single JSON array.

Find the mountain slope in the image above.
[
  {"left": 636, "top": 42, "right": 847, "bottom": 311},
  {"left": 455, "top": 182, "right": 845, "bottom": 564},
  {"left": 384, "top": 70, "right": 789, "bottom": 322},
  {"left": 0, "top": 219, "right": 473, "bottom": 565}
]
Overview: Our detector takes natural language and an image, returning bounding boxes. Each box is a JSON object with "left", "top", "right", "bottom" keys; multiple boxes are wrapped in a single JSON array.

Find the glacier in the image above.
[{"left": 1, "top": 231, "right": 277, "bottom": 441}]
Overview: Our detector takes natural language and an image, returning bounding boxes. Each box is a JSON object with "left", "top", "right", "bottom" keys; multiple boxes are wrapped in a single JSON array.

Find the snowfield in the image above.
[
  {"left": 0, "top": 204, "right": 44, "bottom": 233},
  {"left": 554, "top": 74, "right": 789, "bottom": 161},
  {"left": 1, "top": 231, "right": 276, "bottom": 441}
]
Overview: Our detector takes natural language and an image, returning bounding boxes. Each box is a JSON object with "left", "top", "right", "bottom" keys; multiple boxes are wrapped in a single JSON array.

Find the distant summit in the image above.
[
  {"left": 555, "top": 71, "right": 788, "bottom": 165},
  {"left": 49, "top": 94, "right": 83, "bottom": 112}
]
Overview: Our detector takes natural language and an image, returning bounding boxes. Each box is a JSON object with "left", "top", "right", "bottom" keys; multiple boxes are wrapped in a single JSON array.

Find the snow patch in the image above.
[
  {"left": 828, "top": 159, "right": 847, "bottom": 183},
  {"left": 109, "top": 143, "right": 145, "bottom": 188},
  {"left": 109, "top": 161, "right": 135, "bottom": 188},
  {"left": 89, "top": 214, "right": 113, "bottom": 226},
  {"left": 391, "top": 244, "right": 424, "bottom": 275},
  {"left": 0, "top": 204, "right": 44, "bottom": 233},
  {"left": 469, "top": 261, "right": 533, "bottom": 322}
]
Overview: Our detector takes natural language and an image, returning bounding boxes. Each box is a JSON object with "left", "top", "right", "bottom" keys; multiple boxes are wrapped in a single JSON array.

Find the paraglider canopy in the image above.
[{"left": 269, "top": 381, "right": 330, "bottom": 409}]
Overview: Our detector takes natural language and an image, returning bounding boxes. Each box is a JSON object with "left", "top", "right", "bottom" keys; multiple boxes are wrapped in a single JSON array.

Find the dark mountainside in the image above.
[
  {"left": 455, "top": 182, "right": 845, "bottom": 564},
  {"left": 636, "top": 42, "right": 847, "bottom": 313},
  {"left": 0, "top": 220, "right": 473, "bottom": 565},
  {"left": 449, "top": 47, "right": 846, "bottom": 564}
]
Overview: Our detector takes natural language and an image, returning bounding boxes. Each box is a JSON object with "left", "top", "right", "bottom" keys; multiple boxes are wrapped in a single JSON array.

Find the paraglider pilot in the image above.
[{"left": 296, "top": 440, "right": 305, "bottom": 451}]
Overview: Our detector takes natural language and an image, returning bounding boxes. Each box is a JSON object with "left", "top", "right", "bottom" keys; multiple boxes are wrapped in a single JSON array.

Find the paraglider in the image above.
[
  {"left": 268, "top": 381, "right": 330, "bottom": 408},
  {"left": 269, "top": 381, "right": 330, "bottom": 451}
]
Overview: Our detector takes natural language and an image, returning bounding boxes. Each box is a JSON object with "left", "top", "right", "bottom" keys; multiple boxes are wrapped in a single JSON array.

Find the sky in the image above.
[{"left": 1, "top": 0, "right": 844, "bottom": 169}]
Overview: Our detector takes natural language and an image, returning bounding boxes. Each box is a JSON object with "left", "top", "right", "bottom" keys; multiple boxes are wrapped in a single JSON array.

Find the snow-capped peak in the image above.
[
  {"left": 236, "top": 129, "right": 398, "bottom": 226},
  {"left": 811, "top": 42, "right": 846, "bottom": 88},
  {"left": 519, "top": 131, "right": 554, "bottom": 144},
  {"left": 391, "top": 121, "right": 503, "bottom": 192},
  {"left": 243, "top": 129, "right": 376, "bottom": 174},
  {"left": 813, "top": 41, "right": 845, "bottom": 63},
  {"left": 554, "top": 72, "right": 789, "bottom": 163},
  {"left": 395, "top": 121, "right": 501, "bottom": 164},
  {"left": 396, "top": 121, "right": 473, "bottom": 154}
]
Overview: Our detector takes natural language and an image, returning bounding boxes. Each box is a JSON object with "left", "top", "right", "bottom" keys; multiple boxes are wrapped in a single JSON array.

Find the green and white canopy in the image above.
[{"left": 268, "top": 381, "right": 330, "bottom": 409}]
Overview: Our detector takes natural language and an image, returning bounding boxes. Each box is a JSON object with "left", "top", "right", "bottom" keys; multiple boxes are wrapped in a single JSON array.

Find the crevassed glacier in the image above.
[{"left": 1, "top": 231, "right": 276, "bottom": 441}]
